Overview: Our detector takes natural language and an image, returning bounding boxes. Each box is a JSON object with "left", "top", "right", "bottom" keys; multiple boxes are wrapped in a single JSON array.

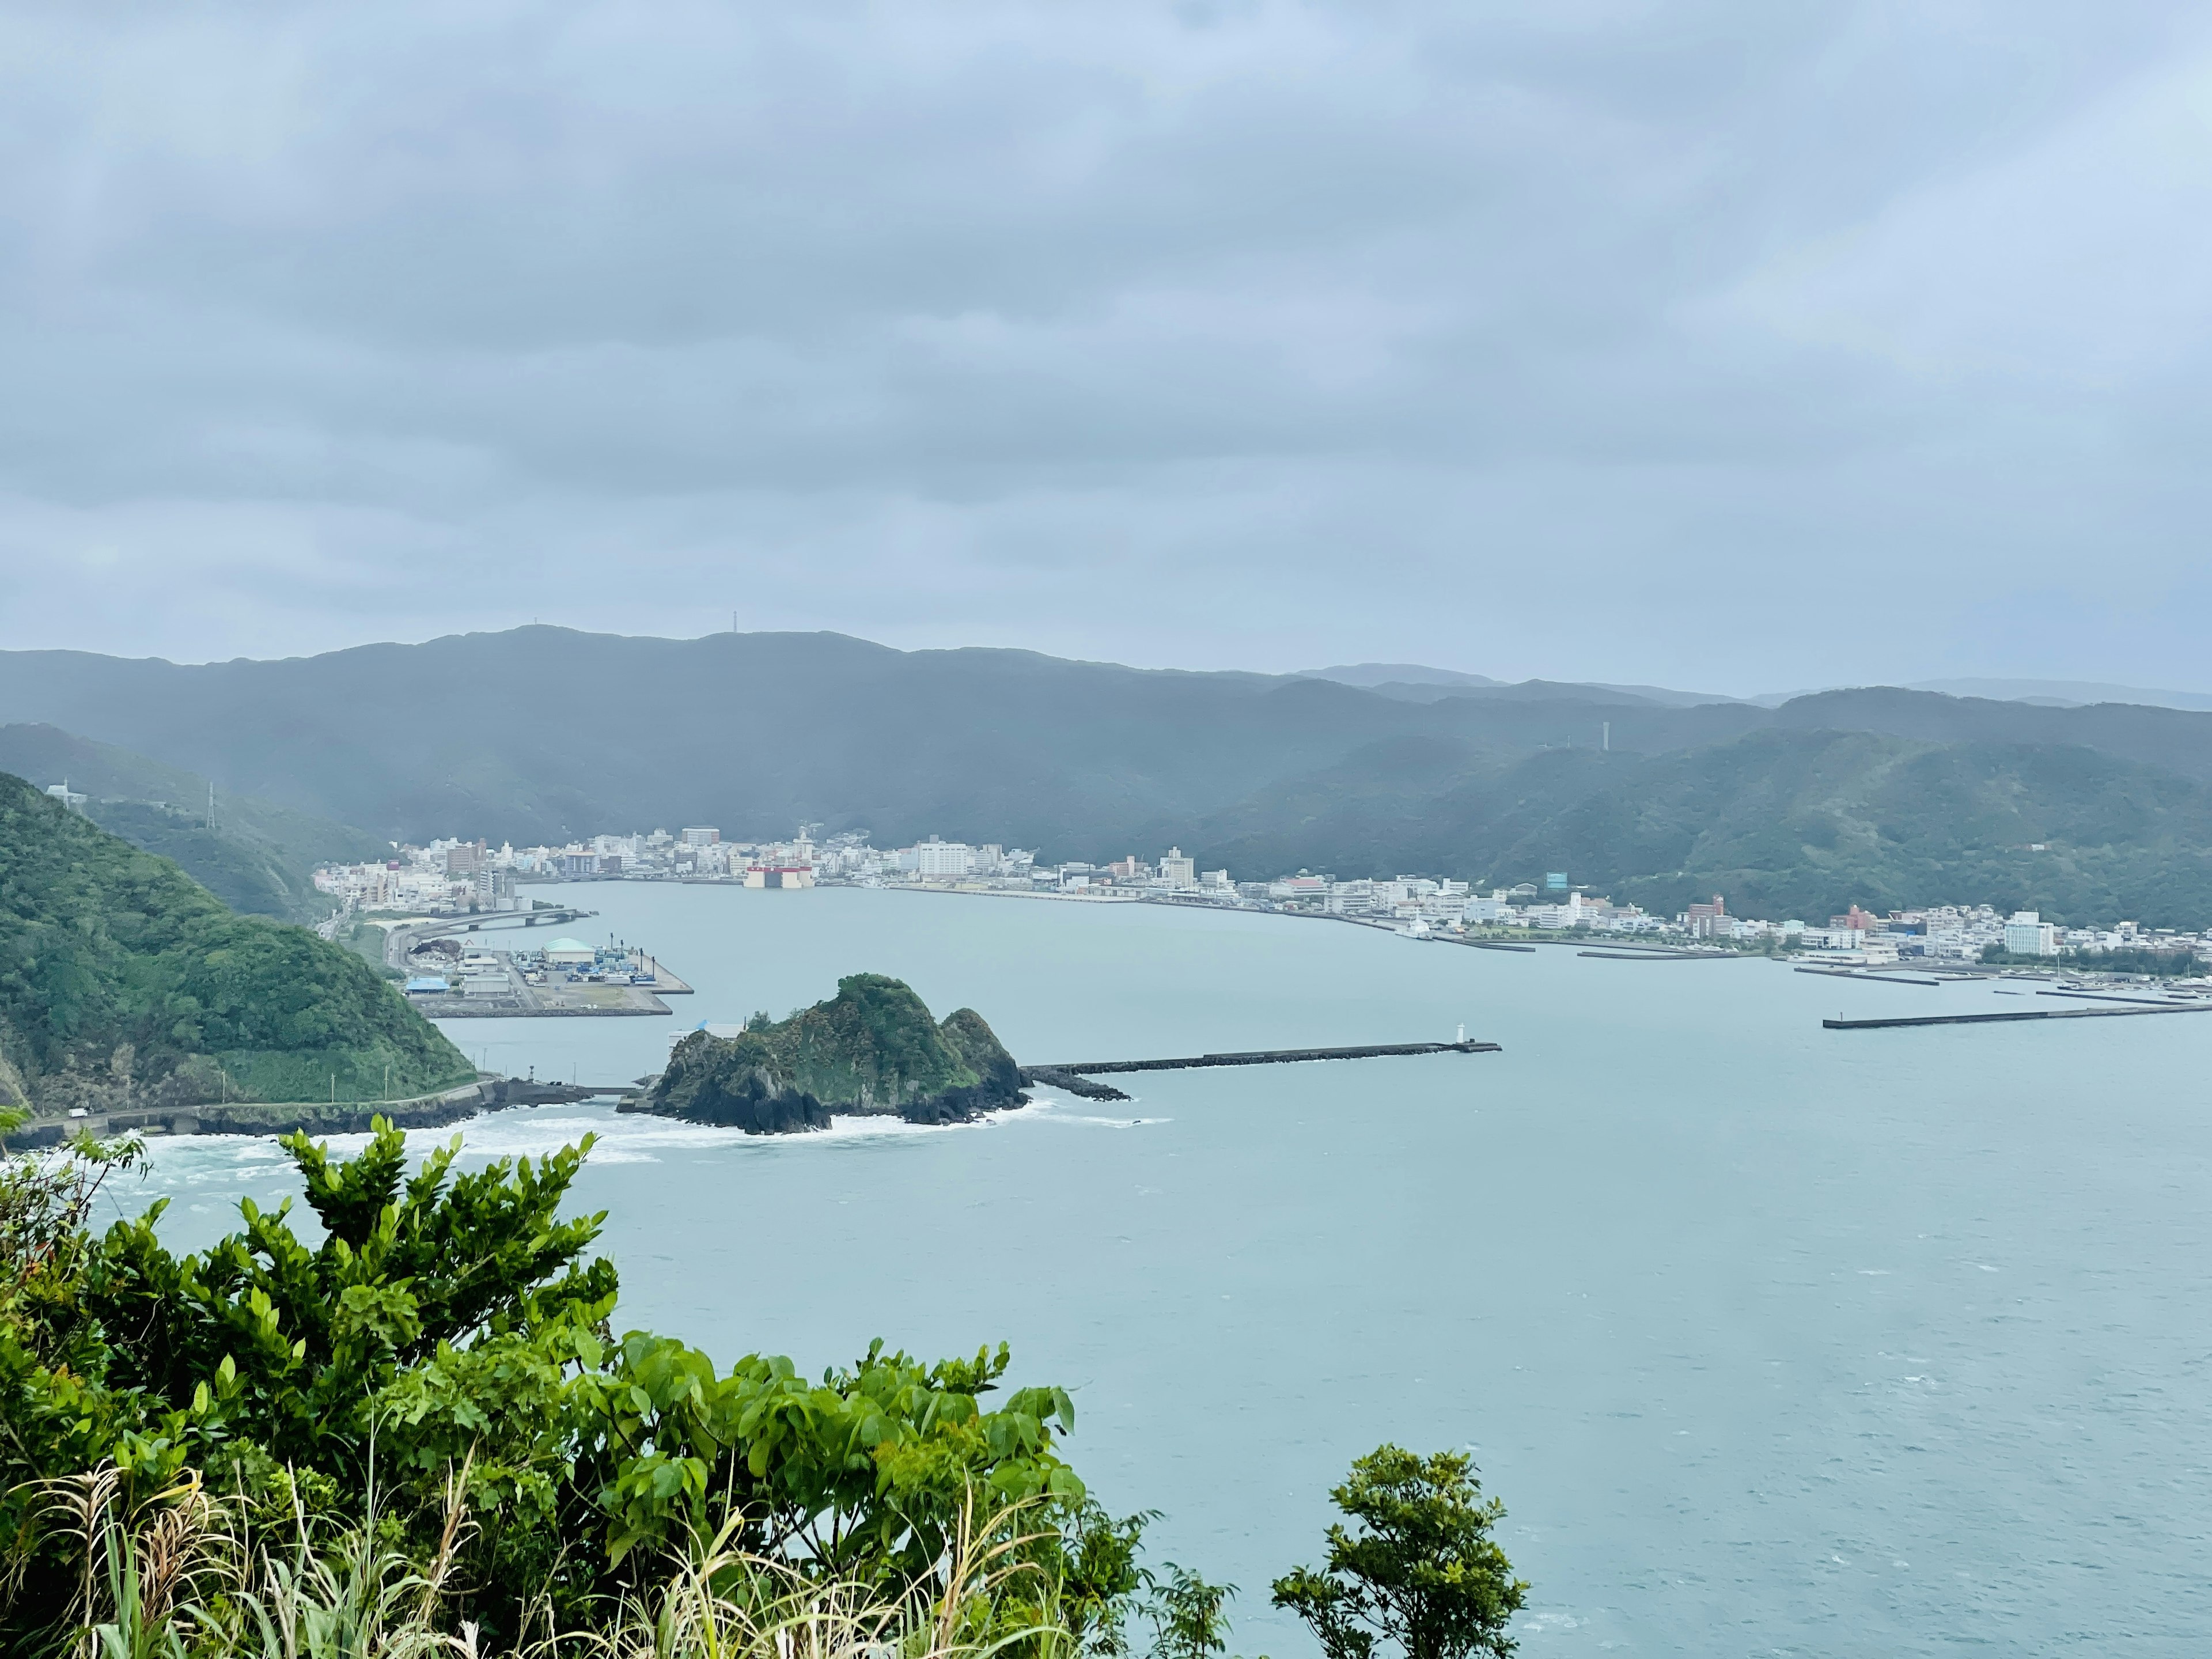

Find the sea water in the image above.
[{"left": 137, "top": 885, "right": 2212, "bottom": 1654}]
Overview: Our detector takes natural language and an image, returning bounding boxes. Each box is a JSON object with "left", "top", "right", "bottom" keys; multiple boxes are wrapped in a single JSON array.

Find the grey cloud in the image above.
[{"left": 2, "top": 1, "right": 2209, "bottom": 687}]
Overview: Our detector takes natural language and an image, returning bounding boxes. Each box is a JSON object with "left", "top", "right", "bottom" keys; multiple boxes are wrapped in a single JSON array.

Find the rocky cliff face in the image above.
[{"left": 631, "top": 974, "right": 1026, "bottom": 1134}]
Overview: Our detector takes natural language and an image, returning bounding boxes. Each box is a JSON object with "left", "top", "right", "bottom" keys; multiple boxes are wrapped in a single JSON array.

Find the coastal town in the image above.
[{"left": 311, "top": 825, "right": 2210, "bottom": 976}]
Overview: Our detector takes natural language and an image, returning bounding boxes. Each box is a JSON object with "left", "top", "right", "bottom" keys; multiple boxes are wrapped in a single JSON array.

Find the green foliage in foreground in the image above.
[
  {"left": 0, "top": 772, "right": 472, "bottom": 1113},
  {"left": 0, "top": 1119, "right": 1141, "bottom": 1652},
  {"left": 2, "top": 1112, "right": 1528, "bottom": 1655},
  {"left": 1274, "top": 1447, "right": 1527, "bottom": 1659}
]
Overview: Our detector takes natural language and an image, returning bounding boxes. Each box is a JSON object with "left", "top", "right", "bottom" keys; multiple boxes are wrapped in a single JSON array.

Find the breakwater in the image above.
[
  {"left": 1825, "top": 1003, "right": 2212, "bottom": 1031},
  {"left": 1022, "top": 1038, "right": 1499, "bottom": 1103},
  {"left": 1027, "top": 1037, "right": 1499, "bottom": 1073}
]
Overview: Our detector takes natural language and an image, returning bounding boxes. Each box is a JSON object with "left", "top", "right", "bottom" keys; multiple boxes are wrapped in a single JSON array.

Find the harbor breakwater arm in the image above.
[
  {"left": 1021, "top": 1038, "right": 1500, "bottom": 1100},
  {"left": 1825, "top": 1002, "right": 2212, "bottom": 1030}
]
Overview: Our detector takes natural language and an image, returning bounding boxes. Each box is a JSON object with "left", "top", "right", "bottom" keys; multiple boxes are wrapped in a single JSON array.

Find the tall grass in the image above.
[{"left": 30, "top": 1470, "right": 1074, "bottom": 1659}]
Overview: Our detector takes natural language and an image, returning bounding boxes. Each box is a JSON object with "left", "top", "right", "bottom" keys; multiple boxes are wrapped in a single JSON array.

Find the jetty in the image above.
[
  {"left": 1022, "top": 1038, "right": 1498, "bottom": 1100},
  {"left": 1825, "top": 1003, "right": 2212, "bottom": 1031}
]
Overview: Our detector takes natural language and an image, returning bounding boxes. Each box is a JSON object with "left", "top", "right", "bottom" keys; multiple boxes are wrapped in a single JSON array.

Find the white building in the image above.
[
  {"left": 914, "top": 840, "right": 975, "bottom": 878},
  {"left": 1159, "top": 847, "right": 1197, "bottom": 889},
  {"left": 1463, "top": 892, "right": 1514, "bottom": 923},
  {"left": 681, "top": 827, "right": 721, "bottom": 847},
  {"left": 2003, "top": 911, "right": 2059, "bottom": 956}
]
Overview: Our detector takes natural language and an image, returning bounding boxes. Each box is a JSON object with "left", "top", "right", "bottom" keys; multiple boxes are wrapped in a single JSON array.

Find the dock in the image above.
[
  {"left": 1825, "top": 1003, "right": 2212, "bottom": 1030},
  {"left": 1796, "top": 967, "right": 1948, "bottom": 986},
  {"left": 2037, "top": 987, "right": 2203, "bottom": 1006},
  {"left": 384, "top": 915, "right": 691, "bottom": 1018}
]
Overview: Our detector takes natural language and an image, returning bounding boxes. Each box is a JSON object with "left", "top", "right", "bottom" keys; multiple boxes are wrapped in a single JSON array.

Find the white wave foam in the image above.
[
  {"left": 135, "top": 1089, "right": 1106, "bottom": 1180},
  {"left": 1019, "top": 1094, "right": 1161, "bottom": 1130}
]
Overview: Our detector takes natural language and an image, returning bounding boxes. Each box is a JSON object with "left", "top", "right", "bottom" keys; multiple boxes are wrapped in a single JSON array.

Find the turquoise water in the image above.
[{"left": 141, "top": 885, "right": 2212, "bottom": 1654}]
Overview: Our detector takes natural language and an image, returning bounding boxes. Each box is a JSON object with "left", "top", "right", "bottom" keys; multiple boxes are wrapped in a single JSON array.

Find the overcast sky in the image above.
[{"left": 4, "top": 2, "right": 2210, "bottom": 691}]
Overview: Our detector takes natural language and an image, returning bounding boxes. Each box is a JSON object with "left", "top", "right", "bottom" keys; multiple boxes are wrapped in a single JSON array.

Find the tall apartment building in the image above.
[{"left": 915, "top": 840, "right": 975, "bottom": 878}]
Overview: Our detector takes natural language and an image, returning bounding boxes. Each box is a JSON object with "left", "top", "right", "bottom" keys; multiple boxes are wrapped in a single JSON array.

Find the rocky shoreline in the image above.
[
  {"left": 0, "top": 1080, "right": 495, "bottom": 1149},
  {"left": 620, "top": 974, "right": 1028, "bottom": 1135}
]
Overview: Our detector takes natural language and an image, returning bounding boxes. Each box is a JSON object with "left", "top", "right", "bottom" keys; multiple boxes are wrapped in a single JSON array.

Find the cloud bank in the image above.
[{"left": 2, "top": 1, "right": 2207, "bottom": 687}]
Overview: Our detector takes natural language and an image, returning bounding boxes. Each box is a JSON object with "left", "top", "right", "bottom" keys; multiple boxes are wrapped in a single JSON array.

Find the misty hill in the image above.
[
  {"left": 9, "top": 627, "right": 2212, "bottom": 925},
  {"left": 0, "top": 724, "right": 384, "bottom": 922},
  {"left": 0, "top": 772, "right": 475, "bottom": 1117}
]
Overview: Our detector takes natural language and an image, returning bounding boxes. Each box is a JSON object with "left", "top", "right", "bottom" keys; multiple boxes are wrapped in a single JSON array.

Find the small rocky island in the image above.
[{"left": 623, "top": 972, "right": 1026, "bottom": 1134}]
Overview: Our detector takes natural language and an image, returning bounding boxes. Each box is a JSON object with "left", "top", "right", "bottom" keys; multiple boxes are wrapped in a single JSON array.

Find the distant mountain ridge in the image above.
[
  {"left": 10, "top": 628, "right": 2212, "bottom": 925},
  {"left": 1296, "top": 664, "right": 1744, "bottom": 709}
]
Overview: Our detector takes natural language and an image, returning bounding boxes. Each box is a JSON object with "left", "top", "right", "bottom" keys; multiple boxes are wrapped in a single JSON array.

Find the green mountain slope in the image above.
[
  {"left": 11, "top": 630, "right": 2212, "bottom": 926},
  {"left": 639, "top": 973, "right": 1025, "bottom": 1133},
  {"left": 1188, "top": 728, "right": 2212, "bottom": 927},
  {"left": 0, "top": 772, "right": 475, "bottom": 1116},
  {"left": 0, "top": 723, "right": 385, "bottom": 921}
]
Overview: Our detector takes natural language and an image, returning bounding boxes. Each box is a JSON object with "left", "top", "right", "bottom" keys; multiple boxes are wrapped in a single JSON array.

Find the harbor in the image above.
[{"left": 383, "top": 910, "right": 692, "bottom": 1017}]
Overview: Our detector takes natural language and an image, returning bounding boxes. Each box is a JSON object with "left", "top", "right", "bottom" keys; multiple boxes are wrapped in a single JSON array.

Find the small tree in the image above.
[
  {"left": 1272, "top": 1446, "right": 1528, "bottom": 1659},
  {"left": 1147, "top": 1563, "right": 1239, "bottom": 1659}
]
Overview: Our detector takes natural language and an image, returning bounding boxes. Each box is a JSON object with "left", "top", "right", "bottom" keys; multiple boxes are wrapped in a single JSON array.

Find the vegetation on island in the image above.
[
  {"left": 0, "top": 773, "right": 474, "bottom": 1117},
  {"left": 0, "top": 1116, "right": 1527, "bottom": 1657},
  {"left": 643, "top": 974, "right": 1027, "bottom": 1132}
]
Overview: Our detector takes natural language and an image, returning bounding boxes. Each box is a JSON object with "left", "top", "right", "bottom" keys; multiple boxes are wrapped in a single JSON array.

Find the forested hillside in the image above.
[
  {"left": 0, "top": 724, "right": 384, "bottom": 921},
  {"left": 9, "top": 628, "right": 2212, "bottom": 925},
  {"left": 1180, "top": 729, "right": 2212, "bottom": 927},
  {"left": 0, "top": 773, "right": 474, "bottom": 1115}
]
